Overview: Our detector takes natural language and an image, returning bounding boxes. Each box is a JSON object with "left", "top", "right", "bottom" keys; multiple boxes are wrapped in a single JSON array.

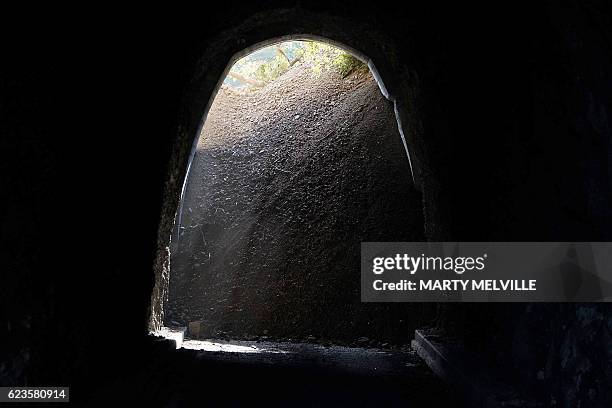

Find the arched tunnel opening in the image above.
[
  {"left": 157, "top": 39, "right": 436, "bottom": 349},
  {"left": 142, "top": 37, "right": 457, "bottom": 405}
]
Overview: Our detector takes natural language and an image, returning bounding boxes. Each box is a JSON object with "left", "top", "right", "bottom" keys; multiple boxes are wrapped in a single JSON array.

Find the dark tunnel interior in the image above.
[{"left": 3, "top": 2, "right": 612, "bottom": 406}]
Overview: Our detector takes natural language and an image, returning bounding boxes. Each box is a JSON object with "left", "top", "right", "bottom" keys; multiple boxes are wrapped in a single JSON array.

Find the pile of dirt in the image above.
[{"left": 166, "top": 62, "right": 428, "bottom": 346}]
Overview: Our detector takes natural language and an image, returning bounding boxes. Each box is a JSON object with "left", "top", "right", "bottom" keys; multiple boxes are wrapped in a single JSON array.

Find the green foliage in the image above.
[
  {"left": 300, "top": 41, "right": 366, "bottom": 77},
  {"left": 231, "top": 58, "right": 262, "bottom": 82},
  {"left": 254, "top": 53, "right": 289, "bottom": 82},
  {"left": 230, "top": 47, "right": 291, "bottom": 85},
  {"left": 333, "top": 52, "right": 367, "bottom": 77},
  {"left": 227, "top": 41, "right": 367, "bottom": 88}
]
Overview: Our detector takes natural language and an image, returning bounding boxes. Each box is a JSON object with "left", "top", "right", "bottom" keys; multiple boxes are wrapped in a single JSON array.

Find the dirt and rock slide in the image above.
[{"left": 166, "top": 62, "right": 428, "bottom": 346}]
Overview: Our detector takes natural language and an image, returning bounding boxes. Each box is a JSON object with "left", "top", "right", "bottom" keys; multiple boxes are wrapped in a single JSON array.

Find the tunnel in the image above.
[{"left": 3, "top": 2, "right": 612, "bottom": 406}]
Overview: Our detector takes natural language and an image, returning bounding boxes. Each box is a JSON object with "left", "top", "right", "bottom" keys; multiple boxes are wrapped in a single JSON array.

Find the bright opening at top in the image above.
[{"left": 224, "top": 40, "right": 367, "bottom": 90}]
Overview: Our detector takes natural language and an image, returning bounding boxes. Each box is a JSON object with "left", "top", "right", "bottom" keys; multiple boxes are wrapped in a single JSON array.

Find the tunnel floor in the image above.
[
  {"left": 101, "top": 336, "right": 463, "bottom": 407},
  {"left": 182, "top": 338, "right": 427, "bottom": 374}
]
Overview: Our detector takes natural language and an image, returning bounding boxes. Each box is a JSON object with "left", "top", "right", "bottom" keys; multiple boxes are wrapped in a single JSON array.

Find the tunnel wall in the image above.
[{"left": 2, "top": 1, "right": 612, "bottom": 405}]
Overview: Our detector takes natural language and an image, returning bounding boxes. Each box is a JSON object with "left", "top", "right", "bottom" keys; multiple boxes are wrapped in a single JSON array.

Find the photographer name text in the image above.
[{"left": 371, "top": 254, "right": 536, "bottom": 292}]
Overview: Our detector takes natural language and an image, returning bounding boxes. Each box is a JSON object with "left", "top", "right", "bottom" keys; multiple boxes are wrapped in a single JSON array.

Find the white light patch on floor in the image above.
[
  {"left": 181, "top": 339, "right": 290, "bottom": 354},
  {"left": 152, "top": 331, "right": 420, "bottom": 376},
  {"left": 155, "top": 327, "right": 185, "bottom": 349}
]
